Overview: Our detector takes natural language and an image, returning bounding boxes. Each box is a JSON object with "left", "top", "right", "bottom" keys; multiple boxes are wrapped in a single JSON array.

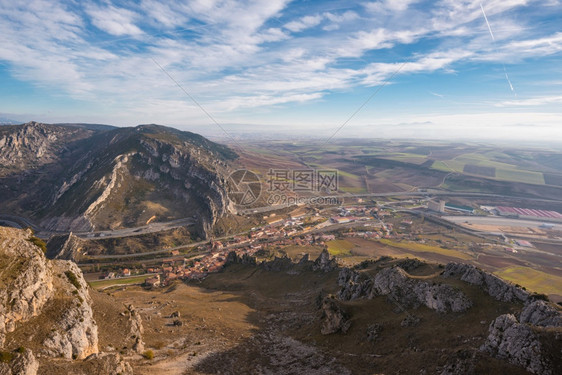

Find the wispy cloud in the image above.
[
  {"left": 0, "top": 0, "right": 560, "bottom": 130},
  {"left": 86, "top": 4, "right": 143, "bottom": 36},
  {"left": 496, "top": 95, "right": 562, "bottom": 106}
]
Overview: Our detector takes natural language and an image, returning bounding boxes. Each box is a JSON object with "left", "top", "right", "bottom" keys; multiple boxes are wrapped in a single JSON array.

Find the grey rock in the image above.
[
  {"left": 320, "top": 297, "right": 351, "bottom": 335},
  {"left": 401, "top": 315, "right": 421, "bottom": 327},
  {"left": 366, "top": 323, "right": 383, "bottom": 342},
  {"left": 481, "top": 314, "right": 552, "bottom": 375},
  {"left": 338, "top": 266, "right": 471, "bottom": 313},
  {"left": 520, "top": 300, "right": 562, "bottom": 327},
  {"left": 82, "top": 353, "right": 133, "bottom": 375},
  {"left": 443, "top": 263, "right": 529, "bottom": 302},
  {"left": 312, "top": 249, "right": 337, "bottom": 272}
]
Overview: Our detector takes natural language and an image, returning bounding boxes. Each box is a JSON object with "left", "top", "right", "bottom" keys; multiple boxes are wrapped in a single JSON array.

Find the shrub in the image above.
[
  {"left": 142, "top": 350, "right": 154, "bottom": 360},
  {"left": 27, "top": 236, "right": 47, "bottom": 253},
  {"left": 16, "top": 346, "right": 25, "bottom": 353},
  {"left": 0, "top": 351, "right": 13, "bottom": 363},
  {"left": 532, "top": 293, "right": 549, "bottom": 302},
  {"left": 65, "top": 271, "right": 81, "bottom": 289}
]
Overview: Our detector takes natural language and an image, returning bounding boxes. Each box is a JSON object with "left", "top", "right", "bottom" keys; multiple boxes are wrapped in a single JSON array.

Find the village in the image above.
[{"left": 99, "top": 204, "right": 396, "bottom": 287}]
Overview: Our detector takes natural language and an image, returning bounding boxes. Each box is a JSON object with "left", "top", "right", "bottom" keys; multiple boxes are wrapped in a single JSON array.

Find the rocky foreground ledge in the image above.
[
  {"left": 227, "top": 250, "right": 561, "bottom": 375},
  {"left": 0, "top": 227, "right": 131, "bottom": 375}
]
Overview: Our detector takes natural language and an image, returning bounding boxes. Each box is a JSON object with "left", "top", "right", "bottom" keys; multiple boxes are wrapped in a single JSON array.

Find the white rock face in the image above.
[
  {"left": 42, "top": 261, "right": 98, "bottom": 359},
  {"left": 520, "top": 300, "right": 562, "bottom": 327},
  {"left": 0, "top": 349, "right": 39, "bottom": 375},
  {"left": 0, "top": 228, "right": 54, "bottom": 346},
  {"left": 126, "top": 305, "right": 145, "bottom": 354},
  {"left": 481, "top": 314, "right": 553, "bottom": 375},
  {"left": 0, "top": 227, "right": 98, "bottom": 360},
  {"left": 338, "top": 266, "right": 472, "bottom": 313},
  {"left": 443, "top": 263, "right": 529, "bottom": 302}
]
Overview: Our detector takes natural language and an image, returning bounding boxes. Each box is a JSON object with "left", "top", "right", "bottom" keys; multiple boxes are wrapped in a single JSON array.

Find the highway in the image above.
[
  {"left": 73, "top": 218, "right": 195, "bottom": 239},
  {"left": 238, "top": 189, "right": 562, "bottom": 215},
  {"left": 0, "top": 214, "right": 195, "bottom": 239}
]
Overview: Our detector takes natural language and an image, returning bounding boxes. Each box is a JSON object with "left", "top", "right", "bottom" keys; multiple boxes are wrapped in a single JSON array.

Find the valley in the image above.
[{"left": 1, "top": 122, "right": 561, "bottom": 374}]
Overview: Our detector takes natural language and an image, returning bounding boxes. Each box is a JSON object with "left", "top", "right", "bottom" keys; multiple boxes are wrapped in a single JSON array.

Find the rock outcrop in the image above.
[
  {"left": 443, "top": 263, "right": 529, "bottom": 302},
  {"left": 481, "top": 314, "right": 554, "bottom": 375},
  {"left": 320, "top": 297, "right": 351, "bottom": 335},
  {"left": 0, "top": 123, "right": 237, "bottom": 237},
  {"left": 520, "top": 300, "right": 562, "bottom": 327},
  {"left": 338, "top": 266, "right": 472, "bottom": 313},
  {"left": 0, "top": 230, "right": 54, "bottom": 346},
  {"left": 260, "top": 256, "right": 294, "bottom": 272},
  {"left": 45, "top": 233, "right": 83, "bottom": 260},
  {"left": 0, "top": 349, "right": 39, "bottom": 375},
  {"left": 126, "top": 305, "right": 145, "bottom": 354},
  {"left": 80, "top": 353, "right": 133, "bottom": 375},
  {"left": 0, "top": 227, "right": 99, "bottom": 361},
  {"left": 312, "top": 249, "right": 338, "bottom": 272},
  {"left": 42, "top": 262, "right": 98, "bottom": 359},
  {"left": 224, "top": 251, "right": 257, "bottom": 266}
]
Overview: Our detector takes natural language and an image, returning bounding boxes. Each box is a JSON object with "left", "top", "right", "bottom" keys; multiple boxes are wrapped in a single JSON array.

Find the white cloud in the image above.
[
  {"left": 364, "top": 0, "right": 420, "bottom": 13},
  {"left": 284, "top": 14, "right": 324, "bottom": 32},
  {"left": 496, "top": 95, "right": 562, "bottom": 107},
  {"left": 86, "top": 4, "right": 143, "bottom": 36}
]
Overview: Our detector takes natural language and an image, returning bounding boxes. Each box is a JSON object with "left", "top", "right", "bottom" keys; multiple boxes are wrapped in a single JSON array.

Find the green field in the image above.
[
  {"left": 495, "top": 169, "right": 545, "bottom": 184},
  {"left": 431, "top": 152, "right": 546, "bottom": 185},
  {"left": 326, "top": 239, "right": 355, "bottom": 256},
  {"left": 494, "top": 266, "right": 562, "bottom": 297},
  {"left": 89, "top": 275, "right": 151, "bottom": 290}
]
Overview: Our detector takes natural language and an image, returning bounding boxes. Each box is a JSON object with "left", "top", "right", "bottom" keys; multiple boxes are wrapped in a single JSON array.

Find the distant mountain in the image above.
[
  {"left": 0, "top": 116, "right": 23, "bottom": 125},
  {"left": 0, "top": 122, "right": 237, "bottom": 237}
]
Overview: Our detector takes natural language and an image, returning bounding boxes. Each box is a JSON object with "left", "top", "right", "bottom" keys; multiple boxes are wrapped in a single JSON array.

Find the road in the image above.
[
  {"left": 0, "top": 214, "right": 195, "bottom": 239},
  {"left": 73, "top": 218, "right": 195, "bottom": 239},
  {"left": 238, "top": 190, "right": 562, "bottom": 215}
]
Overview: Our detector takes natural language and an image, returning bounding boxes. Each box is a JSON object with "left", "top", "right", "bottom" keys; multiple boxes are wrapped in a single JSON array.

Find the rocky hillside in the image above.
[
  {"left": 186, "top": 251, "right": 561, "bottom": 375},
  {"left": 0, "top": 226, "right": 133, "bottom": 375},
  {"left": 0, "top": 122, "right": 237, "bottom": 237}
]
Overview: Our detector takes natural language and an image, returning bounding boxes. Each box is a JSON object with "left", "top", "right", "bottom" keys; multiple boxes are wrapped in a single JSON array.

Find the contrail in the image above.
[
  {"left": 480, "top": 3, "right": 517, "bottom": 96},
  {"left": 480, "top": 3, "right": 495, "bottom": 41}
]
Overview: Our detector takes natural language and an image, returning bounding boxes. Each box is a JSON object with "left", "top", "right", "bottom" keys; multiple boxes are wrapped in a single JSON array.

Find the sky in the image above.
[{"left": 0, "top": 0, "right": 561, "bottom": 143}]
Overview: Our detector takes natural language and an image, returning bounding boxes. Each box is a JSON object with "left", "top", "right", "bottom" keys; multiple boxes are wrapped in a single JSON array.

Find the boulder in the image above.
[
  {"left": 481, "top": 314, "right": 552, "bottom": 375},
  {"left": 320, "top": 297, "right": 351, "bottom": 335},
  {"left": 520, "top": 300, "right": 562, "bottom": 327},
  {"left": 312, "top": 249, "right": 337, "bottom": 272}
]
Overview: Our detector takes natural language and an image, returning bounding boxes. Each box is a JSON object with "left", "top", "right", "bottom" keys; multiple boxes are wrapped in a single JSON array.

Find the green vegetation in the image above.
[
  {"left": 494, "top": 266, "right": 562, "bottom": 297},
  {"left": 326, "top": 240, "right": 354, "bottom": 256},
  {"left": 65, "top": 271, "right": 81, "bottom": 289},
  {"left": 27, "top": 236, "right": 46, "bottom": 253},
  {"left": 495, "top": 169, "right": 545, "bottom": 184},
  {"left": 0, "top": 351, "right": 13, "bottom": 363},
  {"left": 89, "top": 275, "right": 151, "bottom": 290},
  {"left": 142, "top": 350, "right": 154, "bottom": 360}
]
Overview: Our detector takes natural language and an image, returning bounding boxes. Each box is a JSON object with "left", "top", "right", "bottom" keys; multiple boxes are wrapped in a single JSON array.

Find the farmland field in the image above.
[{"left": 494, "top": 266, "right": 562, "bottom": 298}]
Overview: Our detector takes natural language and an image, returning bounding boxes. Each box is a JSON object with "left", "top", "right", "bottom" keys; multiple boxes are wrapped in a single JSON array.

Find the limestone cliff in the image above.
[
  {"left": 0, "top": 227, "right": 99, "bottom": 362},
  {"left": 0, "top": 123, "right": 237, "bottom": 238}
]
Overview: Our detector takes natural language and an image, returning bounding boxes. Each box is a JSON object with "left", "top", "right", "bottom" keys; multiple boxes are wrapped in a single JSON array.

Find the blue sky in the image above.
[{"left": 0, "top": 0, "right": 561, "bottom": 142}]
